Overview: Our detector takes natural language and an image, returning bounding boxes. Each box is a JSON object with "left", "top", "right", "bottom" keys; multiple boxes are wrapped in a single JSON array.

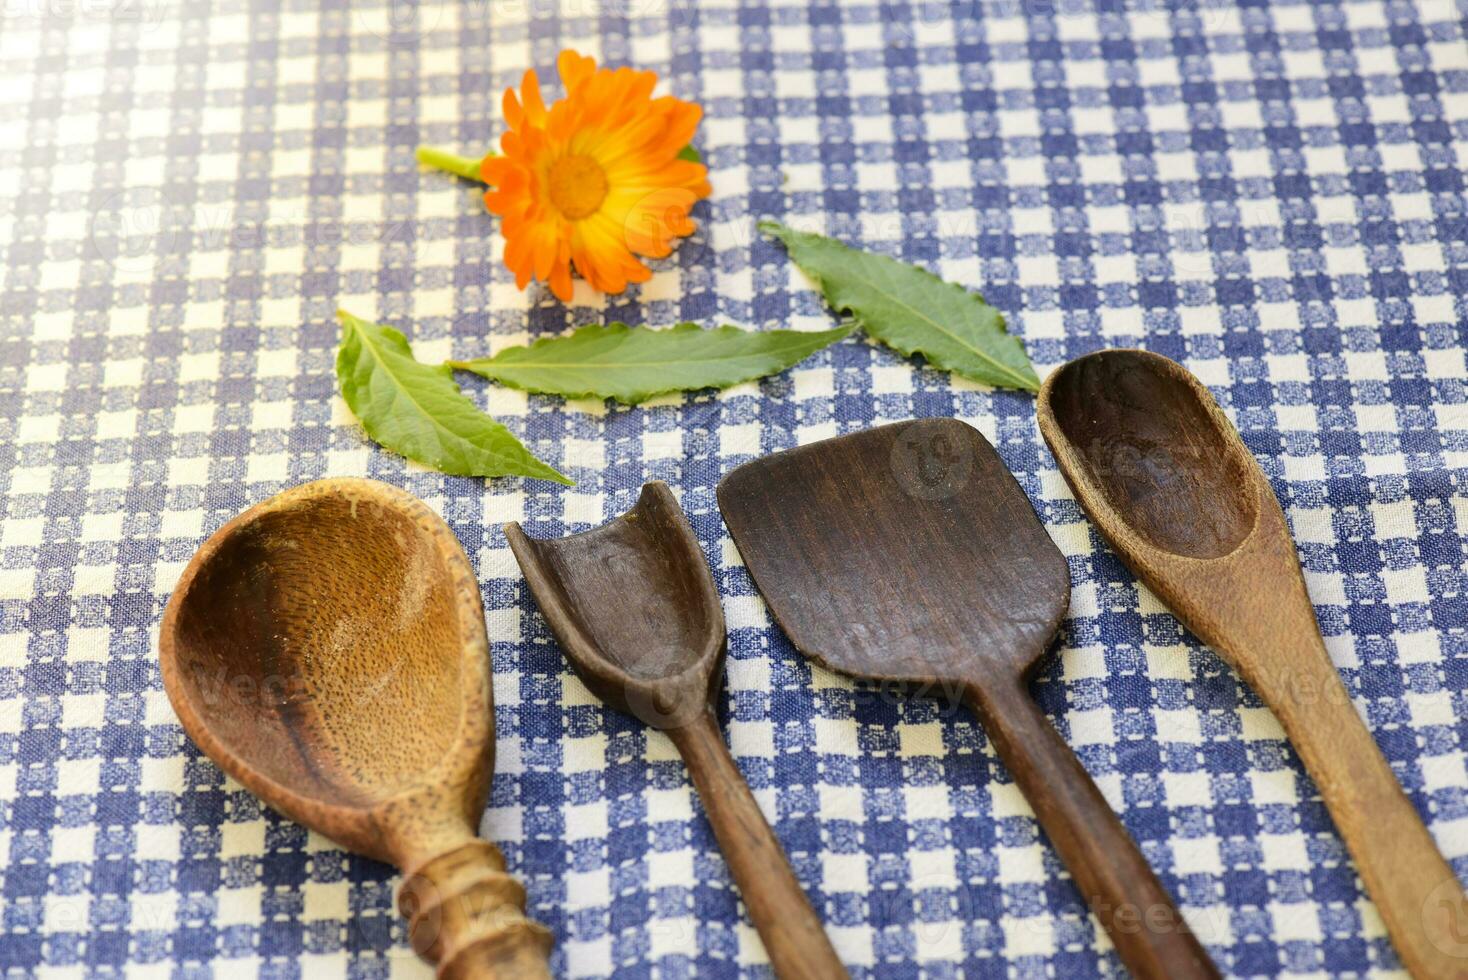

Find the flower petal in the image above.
[{"left": 486, "top": 49, "right": 709, "bottom": 302}]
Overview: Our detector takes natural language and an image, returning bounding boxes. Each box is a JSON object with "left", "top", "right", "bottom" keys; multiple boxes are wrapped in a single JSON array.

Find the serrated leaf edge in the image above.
[{"left": 758, "top": 220, "right": 1040, "bottom": 393}]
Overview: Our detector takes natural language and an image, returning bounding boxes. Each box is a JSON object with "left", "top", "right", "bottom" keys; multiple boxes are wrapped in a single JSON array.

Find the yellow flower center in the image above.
[{"left": 547, "top": 155, "right": 608, "bottom": 220}]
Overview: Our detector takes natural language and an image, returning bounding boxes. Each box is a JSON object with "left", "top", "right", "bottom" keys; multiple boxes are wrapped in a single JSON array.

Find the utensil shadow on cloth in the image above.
[
  {"left": 507, "top": 481, "right": 848, "bottom": 980},
  {"left": 159, "top": 478, "right": 552, "bottom": 980},
  {"left": 1038, "top": 348, "right": 1468, "bottom": 977},
  {"left": 717, "top": 418, "right": 1219, "bottom": 980}
]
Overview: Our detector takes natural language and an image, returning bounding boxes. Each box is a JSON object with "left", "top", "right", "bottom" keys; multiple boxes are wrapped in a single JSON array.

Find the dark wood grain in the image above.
[
  {"left": 717, "top": 419, "right": 1218, "bottom": 980},
  {"left": 1038, "top": 349, "right": 1468, "bottom": 979},
  {"left": 159, "top": 479, "right": 553, "bottom": 980},
  {"left": 1042, "top": 351, "right": 1254, "bottom": 559},
  {"left": 507, "top": 482, "right": 847, "bottom": 980}
]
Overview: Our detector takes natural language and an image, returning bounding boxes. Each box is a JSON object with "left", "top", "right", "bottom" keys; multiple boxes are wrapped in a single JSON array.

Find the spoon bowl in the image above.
[
  {"left": 160, "top": 479, "right": 552, "bottom": 979},
  {"left": 507, "top": 481, "right": 723, "bottom": 728},
  {"left": 1039, "top": 349, "right": 1468, "bottom": 977},
  {"left": 1041, "top": 348, "right": 1256, "bottom": 559},
  {"left": 164, "top": 481, "right": 469, "bottom": 826}
]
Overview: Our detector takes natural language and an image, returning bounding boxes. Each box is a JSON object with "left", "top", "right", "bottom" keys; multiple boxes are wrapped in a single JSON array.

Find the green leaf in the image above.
[
  {"left": 449, "top": 322, "right": 850, "bottom": 406},
  {"left": 759, "top": 220, "right": 1040, "bottom": 393},
  {"left": 335, "top": 310, "right": 571, "bottom": 484},
  {"left": 677, "top": 144, "right": 701, "bottom": 163}
]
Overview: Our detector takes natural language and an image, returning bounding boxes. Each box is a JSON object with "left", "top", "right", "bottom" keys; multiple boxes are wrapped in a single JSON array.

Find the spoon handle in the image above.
[
  {"left": 668, "top": 706, "right": 849, "bottom": 980},
  {"left": 1158, "top": 483, "right": 1468, "bottom": 976},
  {"left": 1248, "top": 632, "right": 1468, "bottom": 977},
  {"left": 397, "top": 839, "right": 555, "bottom": 980},
  {"left": 967, "top": 680, "right": 1220, "bottom": 980}
]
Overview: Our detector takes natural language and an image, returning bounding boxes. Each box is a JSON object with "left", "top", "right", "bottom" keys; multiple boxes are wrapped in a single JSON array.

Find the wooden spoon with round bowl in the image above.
[
  {"left": 1037, "top": 349, "right": 1468, "bottom": 978},
  {"left": 159, "top": 478, "right": 552, "bottom": 979}
]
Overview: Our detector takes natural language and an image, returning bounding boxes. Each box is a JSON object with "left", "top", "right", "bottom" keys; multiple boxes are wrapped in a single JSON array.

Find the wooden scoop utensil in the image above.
[
  {"left": 159, "top": 479, "right": 552, "bottom": 979},
  {"left": 717, "top": 419, "right": 1218, "bottom": 979},
  {"left": 507, "top": 482, "right": 847, "bottom": 980},
  {"left": 1037, "top": 349, "right": 1468, "bottom": 977}
]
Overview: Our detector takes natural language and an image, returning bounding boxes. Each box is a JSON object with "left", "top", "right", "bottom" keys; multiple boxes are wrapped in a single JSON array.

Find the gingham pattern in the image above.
[{"left": 2, "top": 0, "right": 1467, "bottom": 975}]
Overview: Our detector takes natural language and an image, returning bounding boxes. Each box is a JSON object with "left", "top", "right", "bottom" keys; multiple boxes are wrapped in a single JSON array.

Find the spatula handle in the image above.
[
  {"left": 1247, "top": 632, "right": 1468, "bottom": 977},
  {"left": 668, "top": 706, "right": 848, "bottom": 980},
  {"left": 967, "top": 681, "right": 1219, "bottom": 980}
]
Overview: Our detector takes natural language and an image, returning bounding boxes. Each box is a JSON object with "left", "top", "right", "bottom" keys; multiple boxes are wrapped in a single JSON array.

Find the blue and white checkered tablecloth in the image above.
[{"left": 3, "top": 0, "right": 1468, "bottom": 976}]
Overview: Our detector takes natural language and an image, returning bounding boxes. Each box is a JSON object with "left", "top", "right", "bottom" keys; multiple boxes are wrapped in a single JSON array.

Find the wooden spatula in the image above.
[
  {"left": 717, "top": 419, "right": 1218, "bottom": 979},
  {"left": 507, "top": 482, "right": 847, "bottom": 980}
]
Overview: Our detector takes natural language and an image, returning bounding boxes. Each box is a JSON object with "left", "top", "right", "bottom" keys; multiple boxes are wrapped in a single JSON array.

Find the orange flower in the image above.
[{"left": 479, "top": 50, "right": 711, "bottom": 302}]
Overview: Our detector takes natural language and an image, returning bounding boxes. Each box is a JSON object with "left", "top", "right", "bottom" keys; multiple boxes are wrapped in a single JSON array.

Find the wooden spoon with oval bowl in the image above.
[
  {"left": 506, "top": 482, "right": 847, "bottom": 980},
  {"left": 159, "top": 478, "right": 552, "bottom": 979},
  {"left": 1037, "top": 349, "right": 1468, "bottom": 978}
]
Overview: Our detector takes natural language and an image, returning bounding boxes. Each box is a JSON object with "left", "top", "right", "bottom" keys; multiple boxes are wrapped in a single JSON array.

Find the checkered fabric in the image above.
[{"left": 2, "top": 0, "right": 1467, "bottom": 975}]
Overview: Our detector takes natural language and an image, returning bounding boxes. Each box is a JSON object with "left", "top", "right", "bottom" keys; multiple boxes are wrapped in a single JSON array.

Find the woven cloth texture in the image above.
[{"left": 2, "top": 0, "right": 1468, "bottom": 976}]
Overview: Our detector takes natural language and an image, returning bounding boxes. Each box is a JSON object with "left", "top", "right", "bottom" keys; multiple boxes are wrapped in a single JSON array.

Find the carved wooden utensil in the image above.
[
  {"left": 717, "top": 419, "right": 1218, "bottom": 979},
  {"left": 1037, "top": 349, "right": 1468, "bottom": 978},
  {"left": 506, "top": 482, "right": 847, "bottom": 980},
  {"left": 159, "top": 479, "right": 553, "bottom": 980}
]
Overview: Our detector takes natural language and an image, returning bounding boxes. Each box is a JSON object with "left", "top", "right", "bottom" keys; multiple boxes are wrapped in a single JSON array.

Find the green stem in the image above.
[{"left": 416, "top": 146, "right": 490, "bottom": 182}]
